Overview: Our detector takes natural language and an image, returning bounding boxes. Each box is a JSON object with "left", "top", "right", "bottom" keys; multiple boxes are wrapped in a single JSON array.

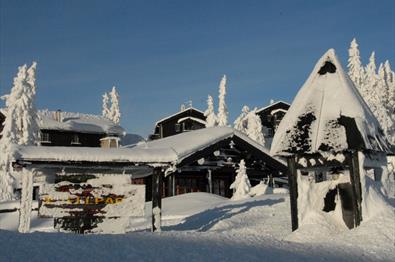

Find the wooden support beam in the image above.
[
  {"left": 151, "top": 167, "right": 163, "bottom": 232},
  {"left": 348, "top": 151, "right": 363, "bottom": 227},
  {"left": 167, "top": 174, "right": 175, "bottom": 197},
  {"left": 287, "top": 157, "right": 299, "bottom": 231},
  {"left": 207, "top": 169, "right": 213, "bottom": 194}
]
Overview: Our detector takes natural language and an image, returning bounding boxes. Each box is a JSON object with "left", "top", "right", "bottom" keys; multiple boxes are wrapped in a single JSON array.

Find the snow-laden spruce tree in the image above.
[
  {"left": 204, "top": 95, "right": 217, "bottom": 127},
  {"left": 0, "top": 62, "right": 39, "bottom": 201},
  {"left": 21, "top": 62, "right": 39, "bottom": 145},
  {"left": 102, "top": 92, "right": 111, "bottom": 119},
  {"left": 234, "top": 105, "right": 249, "bottom": 133},
  {"left": 347, "top": 40, "right": 395, "bottom": 145},
  {"left": 348, "top": 38, "right": 365, "bottom": 89},
  {"left": 230, "top": 159, "right": 251, "bottom": 200},
  {"left": 109, "top": 86, "right": 121, "bottom": 124},
  {"left": 217, "top": 75, "right": 228, "bottom": 126},
  {"left": 246, "top": 108, "right": 265, "bottom": 145}
]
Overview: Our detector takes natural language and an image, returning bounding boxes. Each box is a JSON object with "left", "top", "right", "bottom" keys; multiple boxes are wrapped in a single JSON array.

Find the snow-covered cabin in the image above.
[
  {"left": 256, "top": 100, "right": 290, "bottom": 147},
  {"left": 14, "top": 127, "right": 287, "bottom": 200},
  {"left": 149, "top": 106, "right": 206, "bottom": 140},
  {"left": 271, "top": 49, "right": 392, "bottom": 230},
  {"left": 0, "top": 109, "right": 125, "bottom": 148}
]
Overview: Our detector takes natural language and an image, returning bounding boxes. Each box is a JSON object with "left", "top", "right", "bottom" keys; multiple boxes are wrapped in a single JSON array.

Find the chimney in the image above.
[{"left": 54, "top": 109, "right": 62, "bottom": 122}]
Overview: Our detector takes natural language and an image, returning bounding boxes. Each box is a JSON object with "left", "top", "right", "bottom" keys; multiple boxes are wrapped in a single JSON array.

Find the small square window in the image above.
[
  {"left": 40, "top": 132, "right": 51, "bottom": 143},
  {"left": 175, "top": 123, "right": 181, "bottom": 132},
  {"left": 71, "top": 134, "right": 81, "bottom": 145}
]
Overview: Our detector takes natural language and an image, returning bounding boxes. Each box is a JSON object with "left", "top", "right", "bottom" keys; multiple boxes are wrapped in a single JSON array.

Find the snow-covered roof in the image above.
[
  {"left": 155, "top": 107, "right": 205, "bottom": 126},
  {"left": 271, "top": 49, "right": 390, "bottom": 156},
  {"left": 256, "top": 101, "right": 290, "bottom": 114},
  {"left": 177, "top": 117, "right": 207, "bottom": 125},
  {"left": 38, "top": 110, "right": 125, "bottom": 136},
  {"left": 14, "top": 127, "right": 285, "bottom": 167}
]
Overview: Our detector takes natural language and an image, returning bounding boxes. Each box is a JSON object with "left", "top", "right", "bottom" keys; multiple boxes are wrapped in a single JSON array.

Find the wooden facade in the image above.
[
  {"left": 0, "top": 110, "right": 122, "bottom": 148},
  {"left": 256, "top": 101, "right": 290, "bottom": 138},
  {"left": 40, "top": 129, "right": 108, "bottom": 147},
  {"left": 149, "top": 107, "right": 206, "bottom": 140}
]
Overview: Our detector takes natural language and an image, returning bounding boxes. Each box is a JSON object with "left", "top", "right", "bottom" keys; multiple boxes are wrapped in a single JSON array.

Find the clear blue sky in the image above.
[{"left": 0, "top": 0, "right": 394, "bottom": 137}]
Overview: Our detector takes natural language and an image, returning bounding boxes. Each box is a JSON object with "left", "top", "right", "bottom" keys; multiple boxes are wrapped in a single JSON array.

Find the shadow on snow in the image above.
[{"left": 164, "top": 198, "right": 284, "bottom": 232}]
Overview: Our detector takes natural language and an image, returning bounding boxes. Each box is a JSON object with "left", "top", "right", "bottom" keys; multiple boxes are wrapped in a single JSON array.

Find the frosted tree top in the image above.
[{"left": 271, "top": 49, "right": 390, "bottom": 156}]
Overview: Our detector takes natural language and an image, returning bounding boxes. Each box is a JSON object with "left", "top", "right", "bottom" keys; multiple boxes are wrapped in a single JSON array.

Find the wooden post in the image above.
[
  {"left": 152, "top": 167, "right": 162, "bottom": 232},
  {"left": 207, "top": 169, "right": 212, "bottom": 194},
  {"left": 167, "top": 174, "right": 175, "bottom": 197},
  {"left": 348, "top": 151, "right": 363, "bottom": 227},
  {"left": 287, "top": 157, "right": 299, "bottom": 231}
]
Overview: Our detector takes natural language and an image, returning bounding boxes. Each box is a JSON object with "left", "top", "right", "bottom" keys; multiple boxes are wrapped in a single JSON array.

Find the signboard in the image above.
[{"left": 39, "top": 175, "right": 145, "bottom": 233}]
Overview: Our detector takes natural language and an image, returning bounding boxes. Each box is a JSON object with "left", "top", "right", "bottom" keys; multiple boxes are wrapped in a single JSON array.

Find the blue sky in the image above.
[{"left": 0, "top": 0, "right": 394, "bottom": 137}]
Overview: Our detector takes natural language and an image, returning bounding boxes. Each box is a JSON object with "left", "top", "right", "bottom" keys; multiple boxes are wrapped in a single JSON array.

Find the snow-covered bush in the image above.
[
  {"left": 234, "top": 105, "right": 249, "bottom": 133},
  {"left": 230, "top": 160, "right": 251, "bottom": 200},
  {"left": 249, "top": 181, "right": 270, "bottom": 197},
  {"left": 245, "top": 108, "right": 265, "bottom": 145}
]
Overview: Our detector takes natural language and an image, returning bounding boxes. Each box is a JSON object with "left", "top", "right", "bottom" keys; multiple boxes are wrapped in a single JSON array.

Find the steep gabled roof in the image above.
[
  {"left": 271, "top": 49, "right": 390, "bottom": 156},
  {"left": 155, "top": 107, "right": 205, "bottom": 126},
  {"left": 256, "top": 101, "right": 290, "bottom": 114}
]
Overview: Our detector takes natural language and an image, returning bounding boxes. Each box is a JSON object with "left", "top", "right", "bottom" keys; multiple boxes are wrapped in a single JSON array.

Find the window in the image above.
[
  {"left": 40, "top": 132, "right": 50, "bottom": 143},
  {"left": 175, "top": 123, "right": 181, "bottom": 132},
  {"left": 71, "top": 134, "right": 81, "bottom": 145}
]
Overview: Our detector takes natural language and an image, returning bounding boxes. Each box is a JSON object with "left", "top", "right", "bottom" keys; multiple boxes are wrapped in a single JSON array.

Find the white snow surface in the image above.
[
  {"left": 271, "top": 49, "right": 389, "bottom": 156},
  {"left": 38, "top": 109, "right": 125, "bottom": 136},
  {"left": 0, "top": 192, "right": 394, "bottom": 261}
]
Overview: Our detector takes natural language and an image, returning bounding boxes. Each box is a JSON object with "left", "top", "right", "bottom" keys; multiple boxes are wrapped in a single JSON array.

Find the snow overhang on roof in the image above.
[
  {"left": 38, "top": 110, "right": 125, "bottom": 136},
  {"left": 13, "top": 127, "right": 286, "bottom": 170},
  {"left": 177, "top": 116, "right": 207, "bottom": 125},
  {"left": 270, "top": 49, "right": 391, "bottom": 157}
]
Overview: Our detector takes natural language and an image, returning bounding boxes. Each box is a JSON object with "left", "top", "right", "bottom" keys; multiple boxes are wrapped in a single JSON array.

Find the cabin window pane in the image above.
[
  {"left": 40, "top": 132, "right": 50, "bottom": 143},
  {"left": 71, "top": 134, "right": 81, "bottom": 145},
  {"left": 175, "top": 123, "right": 181, "bottom": 132}
]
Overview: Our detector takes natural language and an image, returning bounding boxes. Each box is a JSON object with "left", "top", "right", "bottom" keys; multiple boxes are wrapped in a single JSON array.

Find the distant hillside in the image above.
[{"left": 120, "top": 133, "right": 144, "bottom": 147}]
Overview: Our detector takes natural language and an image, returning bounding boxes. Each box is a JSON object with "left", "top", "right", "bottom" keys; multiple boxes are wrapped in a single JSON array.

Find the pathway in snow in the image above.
[{"left": 0, "top": 193, "right": 394, "bottom": 261}]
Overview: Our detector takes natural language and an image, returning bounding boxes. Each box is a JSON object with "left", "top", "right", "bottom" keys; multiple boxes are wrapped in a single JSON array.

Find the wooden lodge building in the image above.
[
  {"left": 256, "top": 101, "right": 290, "bottom": 140},
  {"left": 0, "top": 109, "right": 125, "bottom": 147},
  {"left": 149, "top": 106, "right": 206, "bottom": 140}
]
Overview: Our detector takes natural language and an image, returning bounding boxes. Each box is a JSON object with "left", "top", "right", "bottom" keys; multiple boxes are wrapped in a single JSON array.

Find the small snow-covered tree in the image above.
[
  {"left": 230, "top": 159, "right": 251, "bottom": 200},
  {"left": 108, "top": 86, "right": 121, "bottom": 124},
  {"left": 246, "top": 108, "right": 265, "bottom": 145},
  {"left": 348, "top": 38, "right": 365, "bottom": 89},
  {"left": 204, "top": 95, "right": 217, "bottom": 127},
  {"left": 234, "top": 105, "right": 249, "bottom": 133},
  {"left": 217, "top": 75, "right": 228, "bottom": 126},
  {"left": 102, "top": 92, "right": 111, "bottom": 119}
]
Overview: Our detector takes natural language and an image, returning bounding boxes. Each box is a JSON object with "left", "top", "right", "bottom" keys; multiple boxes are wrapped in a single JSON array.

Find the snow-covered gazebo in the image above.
[{"left": 271, "top": 49, "right": 392, "bottom": 230}]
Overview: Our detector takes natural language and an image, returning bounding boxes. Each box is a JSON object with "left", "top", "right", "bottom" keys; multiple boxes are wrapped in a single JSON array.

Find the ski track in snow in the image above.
[{"left": 0, "top": 193, "right": 394, "bottom": 261}]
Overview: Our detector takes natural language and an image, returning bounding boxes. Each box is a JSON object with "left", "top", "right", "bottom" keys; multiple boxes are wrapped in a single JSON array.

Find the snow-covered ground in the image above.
[{"left": 0, "top": 192, "right": 394, "bottom": 261}]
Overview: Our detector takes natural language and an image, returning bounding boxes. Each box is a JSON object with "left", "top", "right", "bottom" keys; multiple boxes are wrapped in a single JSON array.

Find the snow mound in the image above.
[{"left": 271, "top": 49, "right": 390, "bottom": 156}]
